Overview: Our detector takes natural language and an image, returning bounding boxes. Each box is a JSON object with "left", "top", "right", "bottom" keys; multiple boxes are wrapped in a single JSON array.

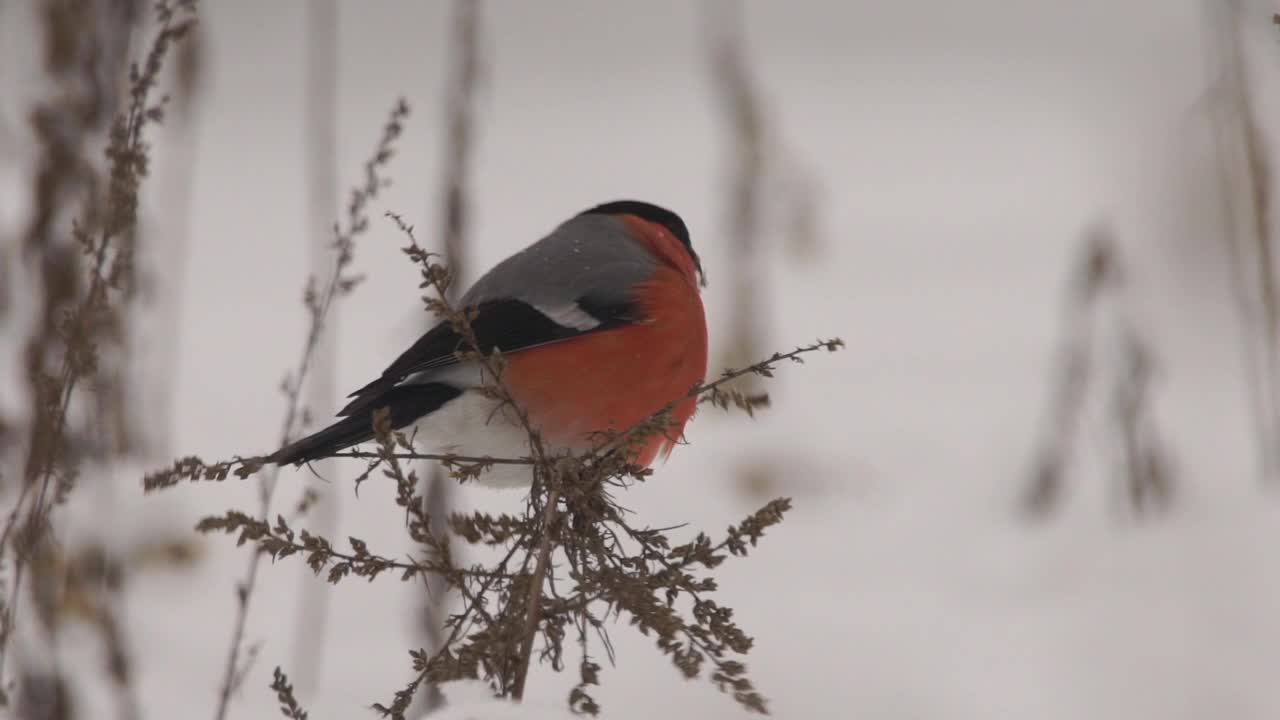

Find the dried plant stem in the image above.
[
  {"left": 590, "top": 339, "right": 839, "bottom": 462},
  {"left": 1204, "top": 1, "right": 1280, "bottom": 486},
  {"left": 143, "top": 339, "right": 842, "bottom": 493},
  {"left": 438, "top": 0, "right": 480, "bottom": 289},
  {"left": 7, "top": 89, "right": 126, "bottom": 600},
  {"left": 1021, "top": 233, "right": 1113, "bottom": 515},
  {"left": 1, "top": 0, "right": 194, "bottom": 697},
  {"left": 152, "top": 334, "right": 837, "bottom": 715},
  {"left": 510, "top": 485, "right": 560, "bottom": 702},
  {"left": 213, "top": 550, "right": 264, "bottom": 718},
  {"left": 291, "top": 0, "right": 339, "bottom": 698},
  {"left": 393, "top": 213, "right": 550, "bottom": 466},
  {"left": 212, "top": 99, "right": 408, "bottom": 720},
  {"left": 335, "top": 451, "right": 533, "bottom": 465},
  {"left": 707, "top": 0, "right": 766, "bottom": 392},
  {"left": 417, "top": 3, "right": 482, "bottom": 710},
  {"left": 147, "top": 14, "right": 204, "bottom": 455},
  {"left": 1022, "top": 226, "right": 1175, "bottom": 518}
]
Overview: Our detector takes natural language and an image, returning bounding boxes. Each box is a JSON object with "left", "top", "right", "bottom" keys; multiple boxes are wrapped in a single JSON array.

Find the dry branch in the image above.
[{"left": 210, "top": 98, "right": 410, "bottom": 720}]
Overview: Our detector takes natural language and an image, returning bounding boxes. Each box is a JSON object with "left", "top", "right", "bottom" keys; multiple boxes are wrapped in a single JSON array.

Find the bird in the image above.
[{"left": 268, "top": 200, "right": 708, "bottom": 487}]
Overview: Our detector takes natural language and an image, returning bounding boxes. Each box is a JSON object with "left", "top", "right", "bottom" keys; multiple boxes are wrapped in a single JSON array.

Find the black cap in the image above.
[{"left": 580, "top": 200, "right": 704, "bottom": 284}]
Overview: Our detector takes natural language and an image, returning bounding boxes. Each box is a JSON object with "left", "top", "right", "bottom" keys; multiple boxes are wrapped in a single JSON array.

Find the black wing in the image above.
[
  {"left": 336, "top": 296, "right": 637, "bottom": 418},
  {"left": 267, "top": 383, "right": 462, "bottom": 465},
  {"left": 269, "top": 296, "right": 637, "bottom": 466}
]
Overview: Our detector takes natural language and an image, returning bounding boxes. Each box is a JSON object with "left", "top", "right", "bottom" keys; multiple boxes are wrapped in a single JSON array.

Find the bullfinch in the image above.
[{"left": 268, "top": 200, "right": 708, "bottom": 487}]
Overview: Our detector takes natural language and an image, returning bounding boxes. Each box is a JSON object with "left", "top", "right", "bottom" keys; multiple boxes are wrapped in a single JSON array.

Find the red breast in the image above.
[{"left": 505, "top": 214, "right": 708, "bottom": 464}]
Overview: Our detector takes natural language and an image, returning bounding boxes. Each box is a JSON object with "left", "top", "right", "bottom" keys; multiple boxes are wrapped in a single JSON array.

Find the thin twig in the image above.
[
  {"left": 1, "top": 0, "right": 195, "bottom": 693},
  {"left": 418, "top": 3, "right": 481, "bottom": 709},
  {"left": 590, "top": 339, "right": 845, "bottom": 462},
  {"left": 291, "top": 0, "right": 339, "bottom": 697},
  {"left": 510, "top": 485, "right": 560, "bottom": 701},
  {"left": 1020, "top": 229, "right": 1116, "bottom": 516},
  {"left": 707, "top": 0, "right": 766, "bottom": 394},
  {"left": 142, "top": 339, "right": 843, "bottom": 491},
  {"left": 1203, "top": 0, "right": 1280, "bottom": 485},
  {"left": 211, "top": 99, "right": 409, "bottom": 720},
  {"left": 334, "top": 450, "right": 533, "bottom": 465}
]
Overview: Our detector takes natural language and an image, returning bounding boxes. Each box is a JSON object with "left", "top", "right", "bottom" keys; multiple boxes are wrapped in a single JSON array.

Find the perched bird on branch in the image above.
[{"left": 269, "top": 200, "right": 708, "bottom": 486}]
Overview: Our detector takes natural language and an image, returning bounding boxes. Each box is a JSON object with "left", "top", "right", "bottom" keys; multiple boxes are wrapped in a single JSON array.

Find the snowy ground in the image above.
[{"left": 6, "top": 1, "right": 1280, "bottom": 718}]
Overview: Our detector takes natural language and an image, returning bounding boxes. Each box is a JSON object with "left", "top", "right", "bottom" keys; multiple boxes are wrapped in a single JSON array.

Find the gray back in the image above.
[{"left": 460, "top": 213, "right": 656, "bottom": 309}]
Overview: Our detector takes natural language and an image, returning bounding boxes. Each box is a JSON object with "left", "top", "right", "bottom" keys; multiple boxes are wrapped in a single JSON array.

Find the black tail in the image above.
[
  {"left": 269, "top": 413, "right": 378, "bottom": 465},
  {"left": 268, "top": 383, "right": 462, "bottom": 465}
]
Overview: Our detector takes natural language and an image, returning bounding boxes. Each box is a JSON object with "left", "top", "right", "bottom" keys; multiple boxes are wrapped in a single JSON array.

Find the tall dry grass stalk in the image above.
[
  {"left": 706, "top": 0, "right": 767, "bottom": 400},
  {"left": 1, "top": 2, "right": 197, "bottom": 716},
  {"left": 1203, "top": 0, "right": 1280, "bottom": 487},
  {"left": 207, "top": 99, "right": 410, "bottom": 720},
  {"left": 1022, "top": 225, "right": 1175, "bottom": 519},
  {"left": 143, "top": 2, "right": 203, "bottom": 457},
  {"left": 289, "top": 0, "right": 340, "bottom": 699},
  {"left": 416, "top": 0, "right": 484, "bottom": 713},
  {"left": 704, "top": 1, "right": 825, "bottom": 501}
]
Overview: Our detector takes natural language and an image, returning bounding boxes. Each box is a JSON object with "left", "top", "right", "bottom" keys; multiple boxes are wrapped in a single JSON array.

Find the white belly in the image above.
[{"left": 407, "top": 389, "right": 543, "bottom": 488}]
